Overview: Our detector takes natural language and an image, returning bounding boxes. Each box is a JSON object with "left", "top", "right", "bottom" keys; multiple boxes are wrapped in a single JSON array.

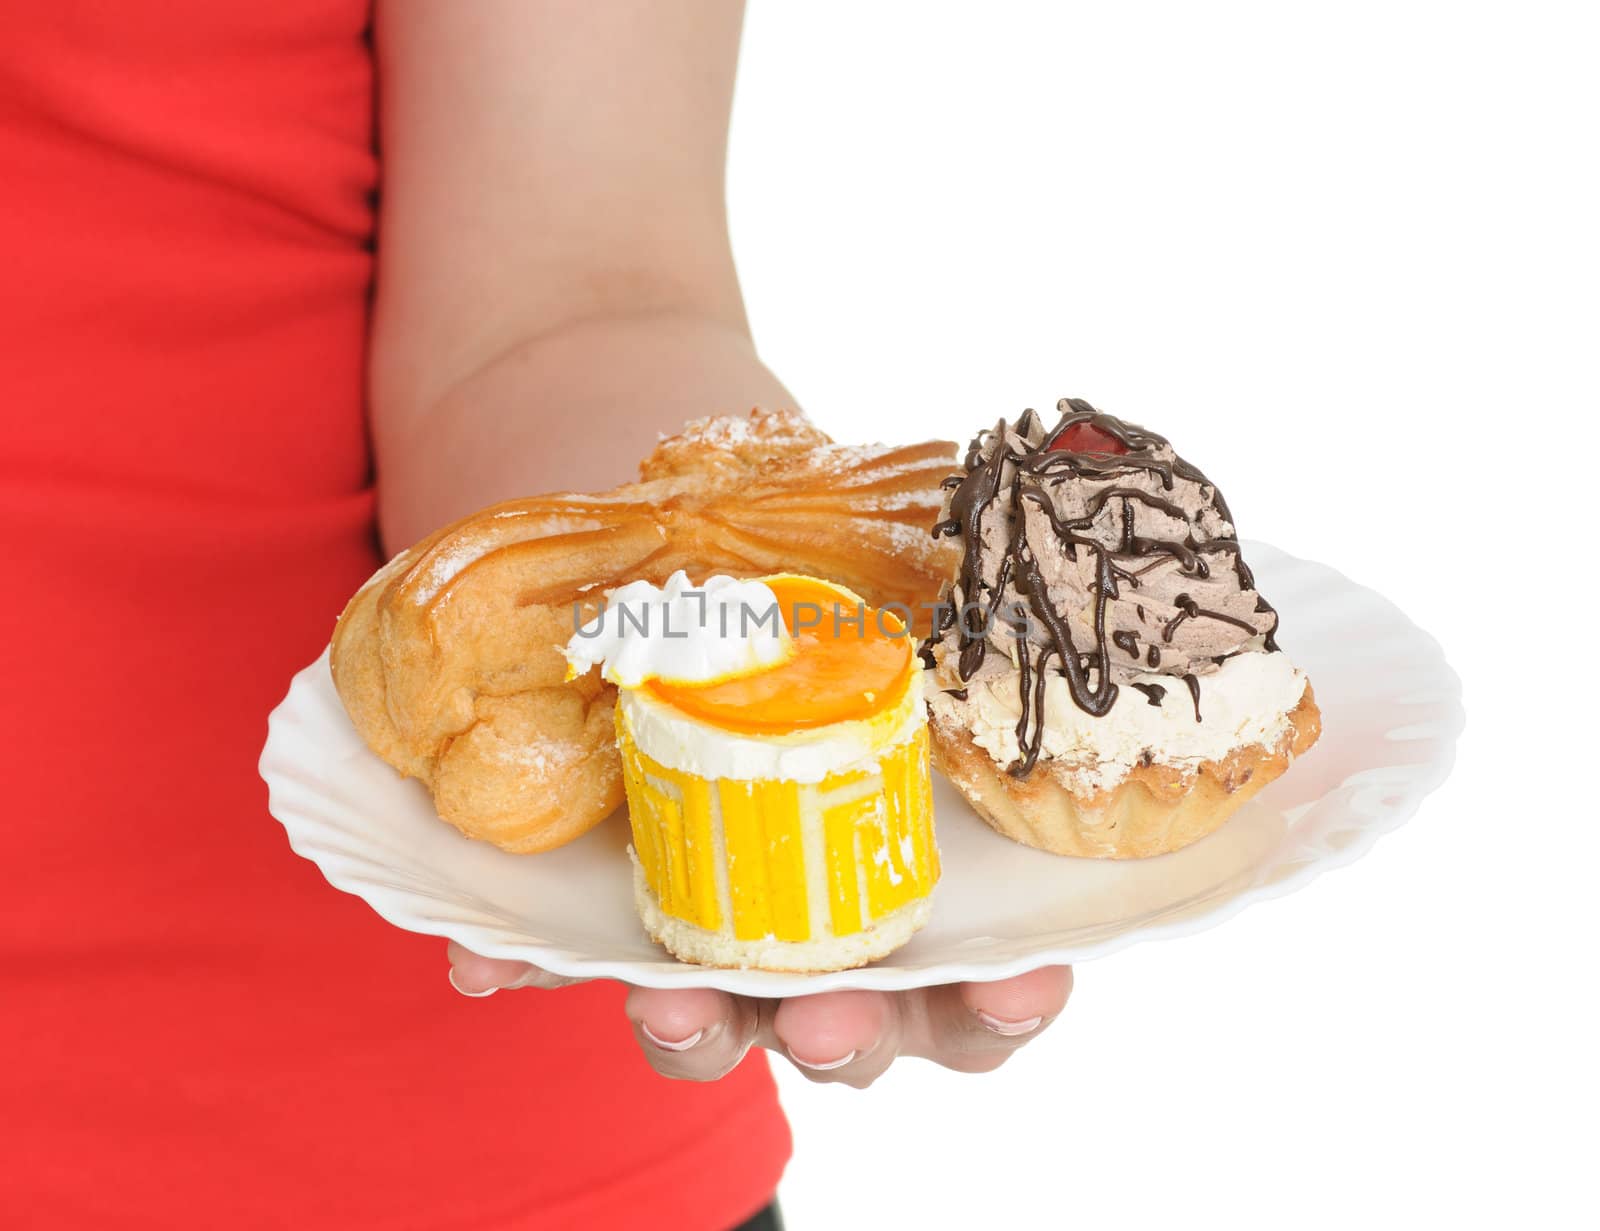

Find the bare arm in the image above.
[
  {"left": 371, "top": 0, "right": 794, "bottom": 550},
  {"left": 373, "top": 0, "right": 1070, "bottom": 1086}
]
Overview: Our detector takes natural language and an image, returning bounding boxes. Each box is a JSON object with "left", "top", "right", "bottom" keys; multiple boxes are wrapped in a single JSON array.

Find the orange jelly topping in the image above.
[{"left": 644, "top": 575, "right": 914, "bottom": 734}]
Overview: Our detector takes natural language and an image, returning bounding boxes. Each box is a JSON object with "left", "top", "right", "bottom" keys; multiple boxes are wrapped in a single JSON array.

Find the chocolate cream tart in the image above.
[
  {"left": 923, "top": 399, "right": 1321, "bottom": 859},
  {"left": 566, "top": 572, "right": 939, "bottom": 971}
]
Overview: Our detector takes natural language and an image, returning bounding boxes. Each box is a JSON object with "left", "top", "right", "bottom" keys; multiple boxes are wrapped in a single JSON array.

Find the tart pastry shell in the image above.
[{"left": 929, "top": 687, "right": 1322, "bottom": 859}]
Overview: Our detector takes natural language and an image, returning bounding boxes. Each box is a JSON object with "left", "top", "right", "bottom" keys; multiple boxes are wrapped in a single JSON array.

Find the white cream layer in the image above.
[
  {"left": 563, "top": 571, "right": 793, "bottom": 688},
  {"left": 619, "top": 669, "right": 926, "bottom": 784},
  {"left": 931, "top": 650, "right": 1307, "bottom": 791}
]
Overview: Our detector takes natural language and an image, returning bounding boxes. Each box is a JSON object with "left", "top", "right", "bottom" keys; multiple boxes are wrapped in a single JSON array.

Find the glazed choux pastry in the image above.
[{"left": 331, "top": 409, "right": 958, "bottom": 853}]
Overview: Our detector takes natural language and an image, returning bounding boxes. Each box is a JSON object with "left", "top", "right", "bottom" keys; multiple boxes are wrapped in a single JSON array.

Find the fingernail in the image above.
[
  {"left": 448, "top": 968, "right": 497, "bottom": 998},
  {"left": 788, "top": 1048, "right": 858, "bottom": 1071},
  {"left": 640, "top": 1023, "right": 704, "bottom": 1052},
  {"left": 976, "top": 1011, "right": 1042, "bottom": 1036}
]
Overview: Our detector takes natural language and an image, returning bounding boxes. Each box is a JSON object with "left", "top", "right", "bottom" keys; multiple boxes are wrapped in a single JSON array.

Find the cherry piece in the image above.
[{"left": 1048, "top": 421, "right": 1128, "bottom": 455}]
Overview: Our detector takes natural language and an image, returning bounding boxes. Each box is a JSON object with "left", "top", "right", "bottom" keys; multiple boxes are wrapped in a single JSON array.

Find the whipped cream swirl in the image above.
[
  {"left": 928, "top": 399, "right": 1280, "bottom": 776},
  {"left": 563, "top": 571, "right": 794, "bottom": 688}
]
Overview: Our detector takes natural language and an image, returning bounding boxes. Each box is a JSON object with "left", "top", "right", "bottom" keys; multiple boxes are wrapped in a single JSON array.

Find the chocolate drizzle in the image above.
[
  {"left": 926, "top": 398, "right": 1279, "bottom": 776},
  {"left": 1130, "top": 682, "right": 1166, "bottom": 707},
  {"left": 1163, "top": 594, "right": 1260, "bottom": 644},
  {"left": 1181, "top": 673, "right": 1203, "bottom": 722}
]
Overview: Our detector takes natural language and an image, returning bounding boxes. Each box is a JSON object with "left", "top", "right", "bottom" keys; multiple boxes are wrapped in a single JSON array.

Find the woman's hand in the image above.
[{"left": 447, "top": 943, "right": 1072, "bottom": 1088}]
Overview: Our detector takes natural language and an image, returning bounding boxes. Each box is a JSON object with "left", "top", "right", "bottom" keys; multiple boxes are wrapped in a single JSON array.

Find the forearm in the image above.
[
  {"left": 369, "top": 0, "right": 765, "bottom": 553},
  {"left": 372, "top": 312, "right": 796, "bottom": 553}
]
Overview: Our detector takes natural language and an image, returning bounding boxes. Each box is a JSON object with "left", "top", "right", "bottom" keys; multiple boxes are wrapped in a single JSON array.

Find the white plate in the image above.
[{"left": 261, "top": 544, "right": 1462, "bottom": 997}]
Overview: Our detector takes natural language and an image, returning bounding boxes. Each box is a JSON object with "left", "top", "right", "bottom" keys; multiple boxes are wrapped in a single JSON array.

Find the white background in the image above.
[{"left": 727, "top": 3, "right": 1598, "bottom": 1228}]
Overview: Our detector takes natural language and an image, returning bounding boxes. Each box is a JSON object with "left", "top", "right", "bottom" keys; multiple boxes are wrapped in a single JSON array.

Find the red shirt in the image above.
[{"left": 0, "top": 3, "right": 790, "bottom": 1227}]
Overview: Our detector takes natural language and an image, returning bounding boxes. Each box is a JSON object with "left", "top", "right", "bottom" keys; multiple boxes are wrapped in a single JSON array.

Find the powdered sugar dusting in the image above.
[
  {"left": 871, "top": 520, "right": 939, "bottom": 553},
  {"left": 415, "top": 542, "right": 492, "bottom": 603},
  {"left": 675, "top": 414, "right": 757, "bottom": 448},
  {"left": 667, "top": 407, "right": 824, "bottom": 456},
  {"left": 490, "top": 736, "right": 578, "bottom": 774},
  {"left": 853, "top": 489, "right": 944, "bottom": 511},
  {"left": 414, "top": 517, "right": 613, "bottom": 602}
]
